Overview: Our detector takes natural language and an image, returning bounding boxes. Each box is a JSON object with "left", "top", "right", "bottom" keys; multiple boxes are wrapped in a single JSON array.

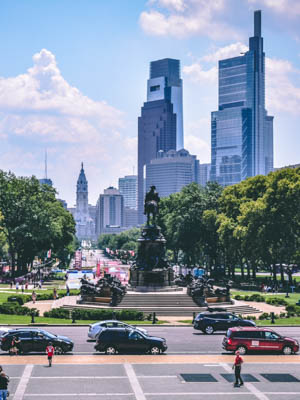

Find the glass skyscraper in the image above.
[
  {"left": 138, "top": 58, "right": 183, "bottom": 223},
  {"left": 211, "top": 10, "right": 274, "bottom": 186}
]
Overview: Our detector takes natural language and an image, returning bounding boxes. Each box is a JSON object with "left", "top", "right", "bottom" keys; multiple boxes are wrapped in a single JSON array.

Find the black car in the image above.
[
  {"left": 193, "top": 312, "right": 256, "bottom": 334},
  {"left": 95, "top": 328, "right": 167, "bottom": 355},
  {"left": 1, "top": 328, "right": 74, "bottom": 354}
]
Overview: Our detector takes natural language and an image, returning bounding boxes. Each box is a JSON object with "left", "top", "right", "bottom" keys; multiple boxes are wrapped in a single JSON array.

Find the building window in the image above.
[{"left": 150, "top": 85, "right": 160, "bottom": 92}]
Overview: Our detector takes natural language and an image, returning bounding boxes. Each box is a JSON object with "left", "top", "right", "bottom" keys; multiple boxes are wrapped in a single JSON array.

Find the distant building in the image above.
[
  {"left": 138, "top": 58, "right": 183, "bottom": 223},
  {"left": 118, "top": 175, "right": 137, "bottom": 210},
  {"left": 145, "top": 149, "right": 199, "bottom": 198},
  {"left": 68, "top": 163, "right": 95, "bottom": 241},
  {"left": 275, "top": 163, "right": 300, "bottom": 171},
  {"left": 57, "top": 199, "right": 68, "bottom": 209},
  {"left": 39, "top": 178, "right": 53, "bottom": 187},
  {"left": 124, "top": 207, "right": 138, "bottom": 228},
  {"left": 198, "top": 163, "right": 211, "bottom": 187},
  {"left": 211, "top": 10, "right": 273, "bottom": 186},
  {"left": 95, "top": 187, "right": 124, "bottom": 236}
]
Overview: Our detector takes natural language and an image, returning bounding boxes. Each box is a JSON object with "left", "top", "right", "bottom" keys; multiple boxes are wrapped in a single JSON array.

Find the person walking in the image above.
[
  {"left": 9, "top": 336, "right": 20, "bottom": 356},
  {"left": 0, "top": 370, "right": 9, "bottom": 400},
  {"left": 32, "top": 291, "right": 37, "bottom": 304},
  {"left": 66, "top": 284, "right": 70, "bottom": 296},
  {"left": 46, "top": 342, "right": 55, "bottom": 367},
  {"left": 53, "top": 287, "right": 57, "bottom": 300},
  {"left": 232, "top": 350, "right": 244, "bottom": 387}
]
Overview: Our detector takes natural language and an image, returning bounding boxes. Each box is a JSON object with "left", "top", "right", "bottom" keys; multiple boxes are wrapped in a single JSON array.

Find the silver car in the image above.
[{"left": 88, "top": 320, "right": 148, "bottom": 340}]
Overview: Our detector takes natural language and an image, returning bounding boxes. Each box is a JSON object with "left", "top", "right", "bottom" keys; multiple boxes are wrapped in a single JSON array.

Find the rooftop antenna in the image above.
[{"left": 44, "top": 149, "right": 48, "bottom": 179}]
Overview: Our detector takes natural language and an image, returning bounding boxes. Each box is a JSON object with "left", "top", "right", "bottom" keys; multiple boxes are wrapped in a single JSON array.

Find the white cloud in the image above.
[
  {"left": 248, "top": 0, "right": 300, "bottom": 17},
  {"left": 139, "top": 0, "right": 240, "bottom": 39},
  {"left": 266, "top": 58, "right": 300, "bottom": 114},
  {"left": 0, "top": 49, "right": 136, "bottom": 205},
  {"left": 183, "top": 64, "right": 217, "bottom": 83},
  {"left": 201, "top": 42, "right": 248, "bottom": 63},
  {"left": 184, "top": 118, "right": 211, "bottom": 163}
]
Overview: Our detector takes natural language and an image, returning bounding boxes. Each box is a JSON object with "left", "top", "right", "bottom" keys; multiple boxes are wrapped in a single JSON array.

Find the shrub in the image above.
[
  {"left": 258, "top": 312, "right": 269, "bottom": 320},
  {"left": 234, "top": 295, "right": 242, "bottom": 300},
  {"left": 43, "top": 308, "right": 145, "bottom": 321},
  {"left": 266, "top": 297, "right": 288, "bottom": 306},
  {"left": 249, "top": 294, "right": 265, "bottom": 302},
  {"left": 244, "top": 295, "right": 250, "bottom": 301},
  {"left": 0, "top": 302, "right": 33, "bottom": 315},
  {"left": 7, "top": 295, "right": 31, "bottom": 305},
  {"left": 245, "top": 315, "right": 256, "bottom": 320}
]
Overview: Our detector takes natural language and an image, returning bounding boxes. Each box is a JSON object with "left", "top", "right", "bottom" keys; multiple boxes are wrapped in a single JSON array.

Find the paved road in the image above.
[
  {"left": 4, "top": 360, "right": 300, "bottom": 400},
  {"left": 2, "top": 326, "right": 300, "bottom": 355}
]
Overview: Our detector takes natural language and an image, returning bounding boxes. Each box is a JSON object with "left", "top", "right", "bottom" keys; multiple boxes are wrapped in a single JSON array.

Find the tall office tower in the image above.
[
  {"left": 118, "top": 175, "right": 138, "bottom": 210},
  {"left": 138, "top": 58, "right": 183, "bottom": 223},
  {"left": 198, "top": 163, "right": 211, "bottom": 187},
  {"left": 211, "top": 10, "right": 274, "bottom": 186},
  {"left": 95, "top": 187, "right": 124, "bottom": 236},
  {"left": 145, "top": 149, "right": 199, "bottom": 198}
]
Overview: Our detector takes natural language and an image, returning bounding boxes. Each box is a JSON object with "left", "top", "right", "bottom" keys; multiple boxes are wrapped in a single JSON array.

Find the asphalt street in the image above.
[
  {"left": 4, "top": 361, "right": 300, "bottom": 400},
  {"left": 1, "top": 326, "right": 300, "bottom": 355}
]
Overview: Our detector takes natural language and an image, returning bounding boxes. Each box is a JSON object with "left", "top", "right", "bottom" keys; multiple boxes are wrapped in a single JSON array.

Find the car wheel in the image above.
[
  {"left": 149, "top": 346, "right": 161, "bottom": 355},
  {"left": 55, "top": 346, "right": 64, "bottom": 355},
  {"left": 236, "top": 345, "right": 247, "bottom": 355},
  {"left": 105, "top": 345, "right": 117, "bottom": 355},
  {"left": 282, "top": 346, "right": 292, "bottom": 355},
  {"left": 204, "top": 325, "right": 214, "bottom": 335}
]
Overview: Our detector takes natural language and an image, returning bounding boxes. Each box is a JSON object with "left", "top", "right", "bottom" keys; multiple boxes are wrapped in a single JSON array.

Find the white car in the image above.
[{"left": 88, "top": 320, "right": 148, "bottom": 340}]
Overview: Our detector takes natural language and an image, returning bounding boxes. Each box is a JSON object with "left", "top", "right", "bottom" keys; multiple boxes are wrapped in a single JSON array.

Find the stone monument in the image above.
[{"left": 129, "top": 186, "right": 175, "bottom": 291}]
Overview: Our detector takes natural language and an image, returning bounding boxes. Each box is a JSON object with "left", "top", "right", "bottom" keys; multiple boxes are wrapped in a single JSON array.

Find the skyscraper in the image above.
[
  {"left": 138, "top": 58, "right": 183, "bottom": 223},
  {"left": 95, "top": 187, "right": 124, "bottom": 235},
  {"left": 145, "top": 149, "right": 199, "bottom": 198},
  {"left": 211, "top": 10, "right": 273, "bottom": 186},
  {"left": 118, "top": 175, "right": 137, "bottom": 210}
]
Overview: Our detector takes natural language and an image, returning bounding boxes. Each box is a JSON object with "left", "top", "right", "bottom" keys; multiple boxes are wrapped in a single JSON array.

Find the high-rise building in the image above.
[
  {"left": 198, "top": 163, "right": 211, "bottom": 187},
  {"left": 145, "top": 149, "right": 199, "bottom": 198},
  {"left": 69, "top": 163, "right": 95, "bottom": 240},
  {"left": 211, "top": 10, "right": 273, "bottom": 186},
  {"left": 138, "top": 58, "right": 183, "bottom": 223},
  {"left": 95, "top": 187, "right": 124, "bottom": 236},
  {"left": 118, "top": 175, "right": 137, "bottom": 210}
]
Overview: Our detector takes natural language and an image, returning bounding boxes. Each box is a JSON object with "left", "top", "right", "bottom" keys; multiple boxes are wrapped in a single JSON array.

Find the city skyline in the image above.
[{"left": 0, "top": 0, "right": 299, "bottom": 205}]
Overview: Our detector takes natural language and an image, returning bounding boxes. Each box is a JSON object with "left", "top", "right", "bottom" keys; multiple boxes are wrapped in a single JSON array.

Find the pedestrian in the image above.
[
  {"left": 46, "top": 342, "right": 55, "bottom": 367},
  {"left": 15, "top": 282, "right": 19, "bottom": 292},
  {"left": 0, "top": 371, "right": 9, "bottom": 400},
  {"left": 25, "top": 281, "right": 28, "bottom": 290},
  {"left": 9, "top": 336, "right": 20, "bottom": 356},
  {"left": 21, "top": 284, "right": 24, "bottom": 293},
  {"left": 66, "top": 284, "right": 70, "bottom": 296},
  {"left": 9, "top": 282, "right": 12, "bottom": 290},
  {"left": 232, "top": 350, "right": 244, "bottom": 387},
  {"left": 32, "top": 291, "right": 37, "bottom": 304},
  {"left": 38, "top": 281, "right": 42, "bottom": 289},
  {"left": 53, "top": 287, "right": 57, "bottom": 300}
]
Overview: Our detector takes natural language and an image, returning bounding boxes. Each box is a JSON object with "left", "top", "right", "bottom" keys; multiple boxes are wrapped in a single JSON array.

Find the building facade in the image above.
[
  {"left": 211, "top": 10, "right": 273, "bottom": 186},
  {"left": 95, "top": 187, "right": 124, "bottom": 236},
  {"left": 118, "top": 175, "right": 137, "bottom": 210},
  {"left": 198, "top": 163, "right": 211, "bottom": 187},
  {"left": 138, "top": 58, "right": 183, "bottom": 223},
  {"left": 145, "top": 149, "right": 199, "bottom": 198}
]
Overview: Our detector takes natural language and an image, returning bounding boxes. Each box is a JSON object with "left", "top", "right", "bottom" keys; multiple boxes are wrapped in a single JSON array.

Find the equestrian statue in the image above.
[{"left": 144, "top": 185, "right": 160, "bottom": 226}]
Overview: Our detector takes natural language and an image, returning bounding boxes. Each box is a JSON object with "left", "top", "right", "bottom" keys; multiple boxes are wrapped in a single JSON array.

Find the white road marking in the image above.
[
  {"left": 14, "top": 364, "right": 34, "bottom": 400},
  {"left": 124, "top": 363, "right": 146, "bottom": 400},
  {"left": 143, "top": 393, "right": 254, "bottom": 396},
  {"left": 219, "top": 362, "right": 269, "bottom": 400},
  {"left": 24, "top": 394, "right": 133, "bottom": 397},
  {"left": 204, "top": 364, "right": 222, "bottom": 367}
]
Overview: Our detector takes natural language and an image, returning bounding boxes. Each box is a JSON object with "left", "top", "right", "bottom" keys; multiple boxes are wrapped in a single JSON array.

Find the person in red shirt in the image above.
[
  {"left": 46, "top": 342, "right": 55, "bottom": 367},
  {"left": 233, "top": 350, "right": 244, "bottom": 387}
]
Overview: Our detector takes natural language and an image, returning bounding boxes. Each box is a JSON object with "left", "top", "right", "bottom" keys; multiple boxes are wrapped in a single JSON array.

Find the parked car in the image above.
[
  {"left": 88, "top": 320, "right": 148, "bottom": 340},
  {"left": 223, "top": 327, "right": 299, "bottom": 355},
  {"left": 0, "top": 327, "right": 11, "bottom": 337},
  {"left": 94, "top": 328, "right": 167, "bottom": 355},
  {"left": 194, "top": 312, "right": 256, "bottom": 334},
  {"left": 1, "top": 328, "right": 74, "bottom": 354}
]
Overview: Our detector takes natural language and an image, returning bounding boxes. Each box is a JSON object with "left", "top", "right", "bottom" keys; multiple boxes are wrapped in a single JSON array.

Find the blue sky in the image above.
[{"left": 0, "top": 0, "right": 299, "bottom": 205}]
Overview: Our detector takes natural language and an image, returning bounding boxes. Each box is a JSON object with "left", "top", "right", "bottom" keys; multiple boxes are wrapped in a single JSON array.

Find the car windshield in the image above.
[{"left": 40, "top": 330, "right": 56, "bottom": 339}]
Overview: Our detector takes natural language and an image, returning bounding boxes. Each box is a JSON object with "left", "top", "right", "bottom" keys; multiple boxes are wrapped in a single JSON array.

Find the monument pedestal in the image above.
[{"left": 129, "top": 267, "right": 179, "bottom": 292}]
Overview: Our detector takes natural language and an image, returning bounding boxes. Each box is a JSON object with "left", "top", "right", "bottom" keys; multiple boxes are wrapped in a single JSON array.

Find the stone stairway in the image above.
[{"left": 61, "top": 292, "right": 261, "bottom": 317}]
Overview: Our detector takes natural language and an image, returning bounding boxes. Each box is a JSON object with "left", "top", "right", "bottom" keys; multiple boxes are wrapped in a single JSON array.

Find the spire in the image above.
[
  {"left": 81, "top": 161, "right": 83, "bottom": 170},
  {"left": 254, "top": 10, "right": 261, "bottom": 37}
]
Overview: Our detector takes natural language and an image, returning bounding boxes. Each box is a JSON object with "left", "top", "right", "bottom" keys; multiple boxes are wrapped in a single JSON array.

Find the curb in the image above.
[{"left": 0, "top": 323, "right": 300, "bottom": 327}]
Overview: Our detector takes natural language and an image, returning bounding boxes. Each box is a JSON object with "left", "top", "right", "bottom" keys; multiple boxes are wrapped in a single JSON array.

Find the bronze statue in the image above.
[{"left": 144, "top": 185, "right": 160, "bottom": 226}]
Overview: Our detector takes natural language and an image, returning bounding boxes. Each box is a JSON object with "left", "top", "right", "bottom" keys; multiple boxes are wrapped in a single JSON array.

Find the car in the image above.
[
  {"left": 0, "top": 327, "right": 11, "bottom": 337},
  {"left": 1, "top": 328, "right": 74, "bottom": 354},
  {"left": 88, "top": 320, "right": 148, "bottom": 340},
  {"left": 222, "top": 327, "right": 299, "bottom": 355},
  {"left": 94, "top": 328, "right": 167, "bottom": 355},
  {"left": 193, "top": 312, "right": 256, "bottom": 334}
]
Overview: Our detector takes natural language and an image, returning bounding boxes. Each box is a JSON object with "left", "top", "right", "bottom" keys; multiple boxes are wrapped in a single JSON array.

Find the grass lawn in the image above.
[
  {"left": 0, "top": 314, "right": 166, "bottom": 325},
  {"left": 231, "top": 290, "right": 300, "bottom": 305},
  {"left": 256, "top": 317, "right": 300, "bottom": 326}
]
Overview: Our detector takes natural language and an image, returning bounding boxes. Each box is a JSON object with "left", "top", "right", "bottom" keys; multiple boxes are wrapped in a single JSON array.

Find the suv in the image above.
[
  {"left": 95, "top": 328, "right": 167, "bottom": 355},
  {"left": 223, "top": 327, "right": 299, "bottom": 355},
  {"left": 194, "top": 312, "right": 256, "bottom": 334},
  {"left": 1, "top": 329, "right": 74, "bottom": 354}
]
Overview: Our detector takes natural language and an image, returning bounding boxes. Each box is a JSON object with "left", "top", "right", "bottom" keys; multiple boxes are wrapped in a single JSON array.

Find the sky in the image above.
[{"left": 0, "top": 0, "right": 299, "bottom": 206}]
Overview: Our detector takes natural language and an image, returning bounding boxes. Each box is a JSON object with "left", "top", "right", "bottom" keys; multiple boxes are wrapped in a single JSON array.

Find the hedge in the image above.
[
  {"left": 0, "top": 302, "right": 39, "bottom": 316},
  {"left": 266, "top": 297, "right": 288, "bottom": 306},
  {"left": 44, "top": 308, "right": 145, "bottom": 321}
]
